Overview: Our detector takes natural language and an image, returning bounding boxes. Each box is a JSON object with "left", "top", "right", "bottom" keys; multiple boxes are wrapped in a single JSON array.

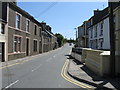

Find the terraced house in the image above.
[{"left": 0, "top": 2, "right": 58, "bottom": 62}]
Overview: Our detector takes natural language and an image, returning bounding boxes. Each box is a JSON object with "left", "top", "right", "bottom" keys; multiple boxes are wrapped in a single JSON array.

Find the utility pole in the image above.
[{"left": 108, "top": 1, "right": 115, "bottom": 77}]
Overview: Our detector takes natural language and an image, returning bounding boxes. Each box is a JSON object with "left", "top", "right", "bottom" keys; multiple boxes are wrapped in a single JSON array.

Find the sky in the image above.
[{"left": 17, "top": 2, "right": 108, "bottom": 39}]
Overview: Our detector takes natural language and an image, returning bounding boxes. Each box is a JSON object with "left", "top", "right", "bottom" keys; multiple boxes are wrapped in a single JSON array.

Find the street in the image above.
[{"left": 2, "top": 44, "right": 81, "bottom": 88}]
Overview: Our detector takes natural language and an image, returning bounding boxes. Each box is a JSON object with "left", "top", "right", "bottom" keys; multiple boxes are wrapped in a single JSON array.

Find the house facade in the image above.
[
  {"left": 88, "top": 8, "right": 110, "bottom": 50},
  {"left": 0, "top": 2, "right": 58, "bottom": 62},
  {"left": 78, "top": 21, "right": 90, "bottom": 48},
  {"left": 0, "top": 2, "right": 7, "bottom": 62}
]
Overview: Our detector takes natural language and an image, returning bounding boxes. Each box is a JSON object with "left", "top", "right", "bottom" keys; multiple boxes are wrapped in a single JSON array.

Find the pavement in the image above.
[{"left": 67, "top": 56, "right": 120, "bottom": 90}]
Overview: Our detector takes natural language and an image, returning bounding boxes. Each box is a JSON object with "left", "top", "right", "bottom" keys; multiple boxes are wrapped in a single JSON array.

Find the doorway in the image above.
[
  {"left": 26, "top": 38, "right": 29, "bottom": 56},
  {"left": 0, "top": 42, "right": 5, "bottom": 62}
]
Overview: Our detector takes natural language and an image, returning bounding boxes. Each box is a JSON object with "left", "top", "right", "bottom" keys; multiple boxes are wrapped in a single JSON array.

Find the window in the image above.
[
  {"left": 39, "top": 27, "right": 42, "bottom": 37},
  {"left": 14, "top": 36, "right": 18, "bottom": 52},
  {"left": 34, "top": 25, "right": 37, "bottom": 35},
  {"left": 14, "top": 36, "right": 22, "bottom": 52},
  {"left": 18, "top": 37, "right": 21, "bottom": 52},
  {"left": 33, "top": 40, "right": 37, "bottom": 52},
  {"left": 100, "top": 22, "right": 103, "bottom": 36},
  {"left": 16, "top": 14, "right": 21, "bottom": 29},
  {"left": 94, "top": 25, "right": 97, "bottom": 37},
  {"left": 91, "top": 28, "right": 93, "bottom": 38},
  {"left": 99, "top": 38, "right": 104, "bottom": 49},
  {"left": 0, "top": 23, "right": 5, "bottom": 34},
  {"left": 26, "top": 19, "right": 29, "bottom": 32},
  {"left": 95, "top": 39, "right": 98, "bottom": 49},
  {"left": 113, "top": 15, "right": 116, "bottom": 30}
]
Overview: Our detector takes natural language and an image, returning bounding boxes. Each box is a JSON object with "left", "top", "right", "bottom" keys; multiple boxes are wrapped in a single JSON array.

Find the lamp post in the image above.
[{"left": 74, "top": 28, "right": 77, "bottom": 47}]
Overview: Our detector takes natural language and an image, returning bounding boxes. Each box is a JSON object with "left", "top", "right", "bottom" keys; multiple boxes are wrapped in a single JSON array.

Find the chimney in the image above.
[
  {"left": 41, "top": 22, "right": 46, "bottom": 30},
  {"left": 94, "top": 9, "right": 102, "bottom": 15},
  {"left": 46, "top": 25, "right": 52, "bottom": 32}
]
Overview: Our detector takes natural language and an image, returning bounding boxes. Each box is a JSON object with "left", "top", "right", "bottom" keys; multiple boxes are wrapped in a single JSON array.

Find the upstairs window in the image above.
[
  {"left": 100, "top": 21, "right": 103, "bottom": 36},
  {"left": 39, "top": 27, "right": 42, "bottom": 37},
  {"left": 90, "top": 28, "right": 93, "bottom": 38},
  {"left": 26, "top": 19, "right": 30, "bottom": 32},
  {"left": 94, "top": 25, "right": 97, "bottom": 37},
  {"left": 113, "top": 15, "right": 116, "bottom": 30},
  {"left": 34, "top": 25, "right": 37, "bottom": 35},
  {"left": 16, "top": 14, "right": 21, "bottom": 29}
]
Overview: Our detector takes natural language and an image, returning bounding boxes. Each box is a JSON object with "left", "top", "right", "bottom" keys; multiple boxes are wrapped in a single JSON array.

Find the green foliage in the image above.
[
  {"left": 55, "top": 33, "right": 75, "bottom": 47},
  {"left": 55, "top": 33, "right": 65, "bottom": 47}
]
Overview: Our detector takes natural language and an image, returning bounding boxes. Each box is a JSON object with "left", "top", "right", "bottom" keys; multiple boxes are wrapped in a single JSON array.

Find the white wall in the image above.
[
  {"left": 103, "top": 18, "right": 110, "bottom": 49},
  {"left": 88, "top": 17, "right": 110, "bottom": 50}
]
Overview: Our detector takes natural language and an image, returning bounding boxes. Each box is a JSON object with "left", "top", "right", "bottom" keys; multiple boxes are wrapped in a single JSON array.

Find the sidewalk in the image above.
[
  {"left": 67, "top": 57, "right": 120, "bottom": 90},
  {"left": 0, "top": 53, "right": 45, "bottom": 68},
  {"left": 0, "top": 47, "right": 61, "bottom": 68}
]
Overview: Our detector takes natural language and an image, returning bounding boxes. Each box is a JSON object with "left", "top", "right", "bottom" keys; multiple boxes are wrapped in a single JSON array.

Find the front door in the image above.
[
  {"left": 0, "top": 42, "right": 5, "bottom": 62},
  {"left": 39, "top": 41, "right": 42, "bottom": 53},
  {"left": 26, "top": 38, "right": 29, "bottom": 56}
]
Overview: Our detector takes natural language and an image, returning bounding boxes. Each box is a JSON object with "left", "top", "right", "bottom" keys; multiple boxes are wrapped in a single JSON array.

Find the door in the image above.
[
  {"left": 39, "top": 41, "right": 42, "bottom": 53},
  {"left": 0, "top": 42, "right": 5, "bottom": 62},
  {"left": 26, "top": 38, "right": 29, "bottom": 56}
]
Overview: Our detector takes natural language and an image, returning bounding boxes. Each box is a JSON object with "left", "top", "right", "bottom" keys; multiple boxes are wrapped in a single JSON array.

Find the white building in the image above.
[{"left": 88, "top": 8, "right": 110, "bottom": 50}]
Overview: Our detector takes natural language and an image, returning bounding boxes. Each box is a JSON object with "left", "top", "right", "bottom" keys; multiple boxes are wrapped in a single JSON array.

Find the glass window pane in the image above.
[
  {"left": 14, "top": 36, "right": 17, "bottom": 52},
  {"left": 18, "top": 37, "right": 21, "bottom": 52},
  {"left": 16, "top": 14, "right": 20, "bottom": 29}
]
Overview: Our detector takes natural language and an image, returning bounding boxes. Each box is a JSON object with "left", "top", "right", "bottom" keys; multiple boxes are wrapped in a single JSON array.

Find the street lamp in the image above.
[{"left": 74, "top": 28, "right": 77, "bottom": 47}]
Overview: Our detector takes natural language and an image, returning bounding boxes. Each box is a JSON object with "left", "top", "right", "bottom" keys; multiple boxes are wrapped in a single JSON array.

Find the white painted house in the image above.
[{"left": 88, "top": 8, "right": 110, "bottom": 50}]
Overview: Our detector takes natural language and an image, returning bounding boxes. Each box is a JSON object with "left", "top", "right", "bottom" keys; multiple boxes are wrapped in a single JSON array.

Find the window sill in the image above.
[{"left": 8, "top": 52, "right": 25, "bottom": 55}]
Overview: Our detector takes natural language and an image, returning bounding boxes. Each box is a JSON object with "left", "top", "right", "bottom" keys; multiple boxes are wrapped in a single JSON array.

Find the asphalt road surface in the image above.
[{"left": 2, "top": 44, "right": 82, "bottom": 88}]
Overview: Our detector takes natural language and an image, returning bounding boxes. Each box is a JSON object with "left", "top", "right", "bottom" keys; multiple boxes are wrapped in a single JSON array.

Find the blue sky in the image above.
[{"left": 17, "top": 2, "right": 108, "bottom": 39}]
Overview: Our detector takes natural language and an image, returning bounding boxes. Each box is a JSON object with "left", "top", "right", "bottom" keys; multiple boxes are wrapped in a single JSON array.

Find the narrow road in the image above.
[{"left": 2, "top": 44, "right": 81, "bottom": 88}]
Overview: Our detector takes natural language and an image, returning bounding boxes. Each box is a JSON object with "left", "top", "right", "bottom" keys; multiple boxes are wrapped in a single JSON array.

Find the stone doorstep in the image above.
[{"left": 67, "top": 59, "right": 116, "bottom": 89}]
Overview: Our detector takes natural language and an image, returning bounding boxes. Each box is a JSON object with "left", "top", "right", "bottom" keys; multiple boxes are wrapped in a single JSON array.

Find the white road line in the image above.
[
  {"left": 32, "top": 64, "right": 42, "bottom": 72},
  {"left": 5, "top": 80, "right": 19, "bottom": 89}
]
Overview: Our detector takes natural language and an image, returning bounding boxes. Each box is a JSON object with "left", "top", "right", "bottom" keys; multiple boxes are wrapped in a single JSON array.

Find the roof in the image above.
[
  {"left": 9, "top": 2, "right": 42, "bottom": 27},
  {"left": 88, "top": 2, "right": 120, "bottom": 29}
]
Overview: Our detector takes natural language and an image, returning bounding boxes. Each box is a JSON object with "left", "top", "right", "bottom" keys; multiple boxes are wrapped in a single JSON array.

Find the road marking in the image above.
[
  {"left": 61, "top": 60, "right": 93, "bottom": 89},
  {"left": 32, "top": 64, "right": 42, "bottom": 72},
  {"left": 0, "top": 63, "right": 20, "bottom": 69},
  {"left": 0, "top": 54, "right": 42, "bottom": 69},
  {"left": 4, "top": 80, "right": 19, "bottom": 89}
]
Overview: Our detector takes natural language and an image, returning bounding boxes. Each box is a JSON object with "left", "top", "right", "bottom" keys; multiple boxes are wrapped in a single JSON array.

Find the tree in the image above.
[{"left": 55, "top": 33, "right": 64, "bottom": 47}]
